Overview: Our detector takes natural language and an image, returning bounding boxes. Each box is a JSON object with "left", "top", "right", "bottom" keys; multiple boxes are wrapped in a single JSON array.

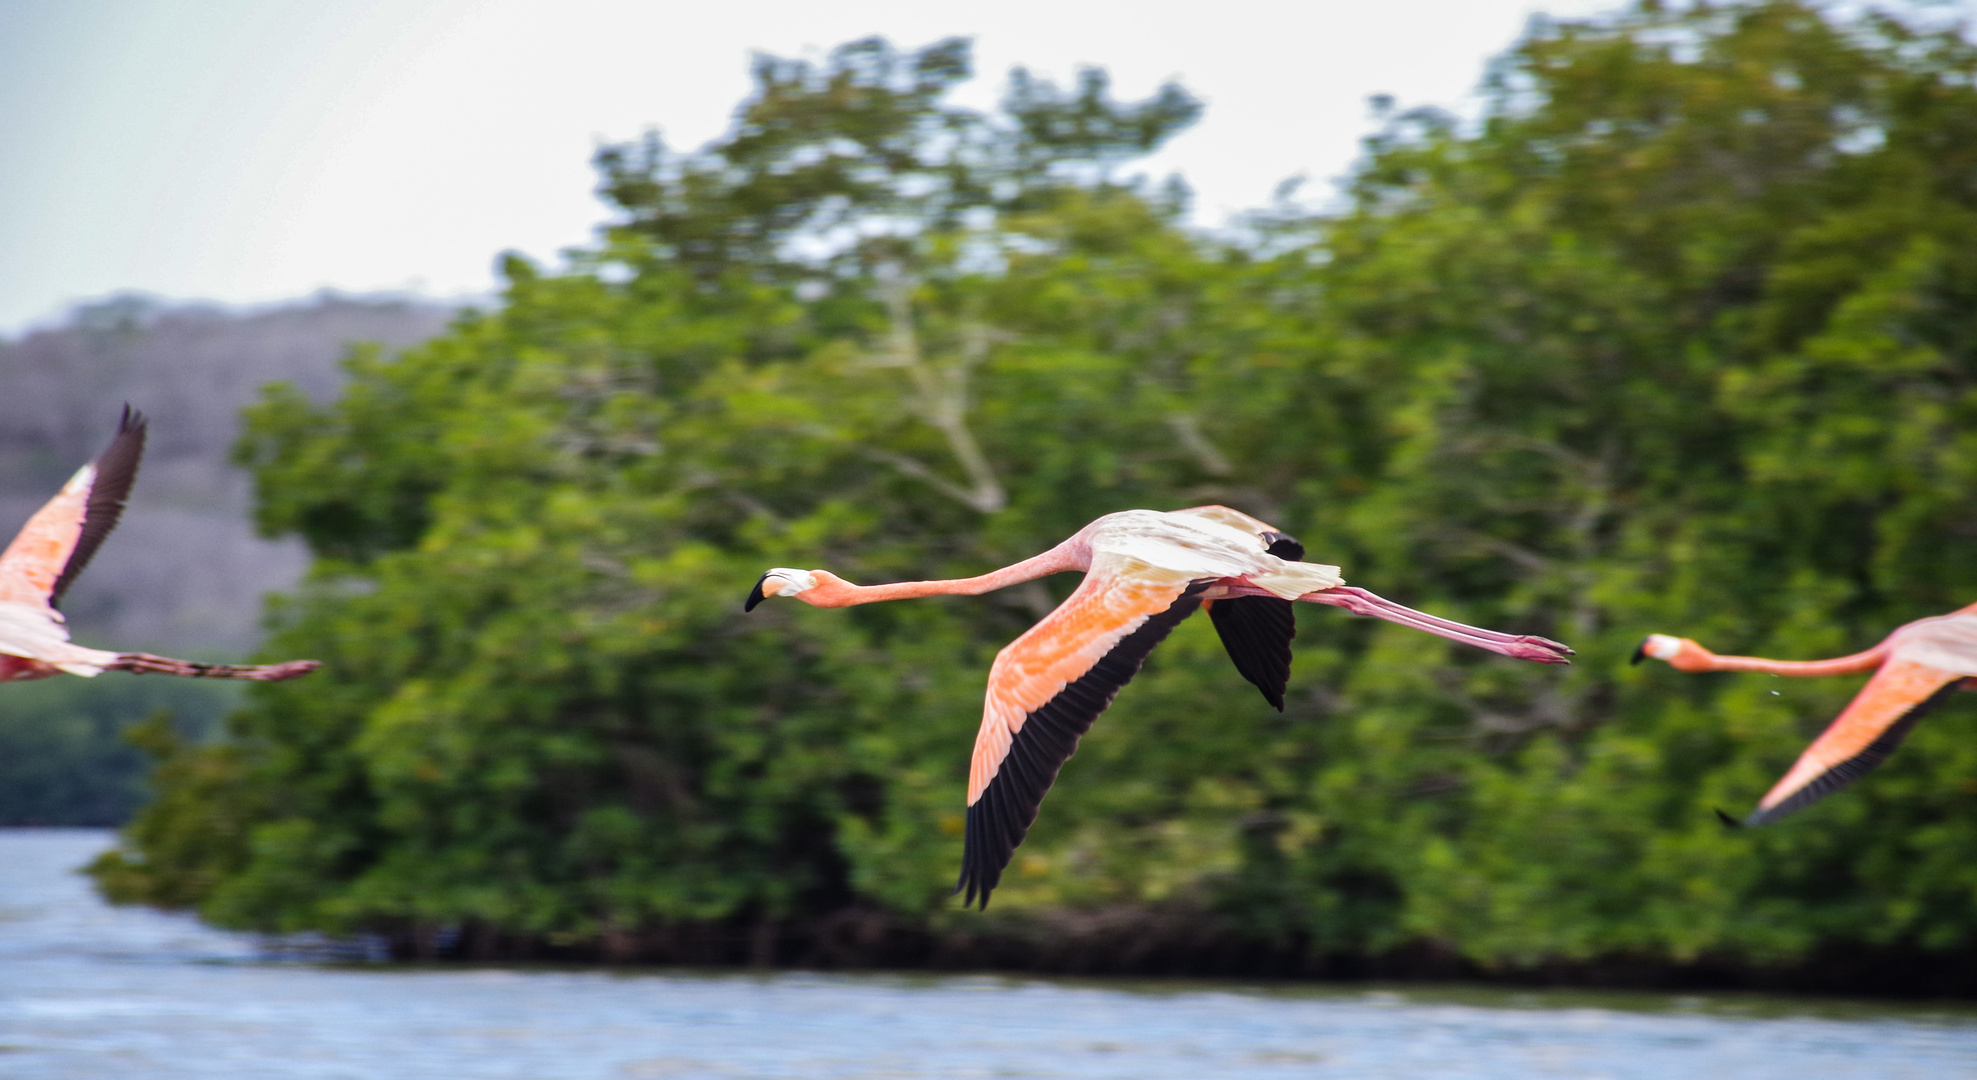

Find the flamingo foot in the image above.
[{"left": 1299, "top": 586, "right": 1574, "bottom": 664}]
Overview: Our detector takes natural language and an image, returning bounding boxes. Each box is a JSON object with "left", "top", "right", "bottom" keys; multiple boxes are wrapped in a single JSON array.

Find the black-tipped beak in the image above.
[
  {"left": 744, "top": 574, "right": 771, "bottom": 613},
  {"left": 1713, "top": 808, "right": 1745, "bottom": 830},
  {"left": 1629, "top": 640, "right": 1649, "bottom": 666}
]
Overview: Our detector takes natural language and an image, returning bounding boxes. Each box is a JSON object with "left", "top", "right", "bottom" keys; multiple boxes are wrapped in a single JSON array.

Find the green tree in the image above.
[{"left": 94, "top": 4, "right": 1977, "bottom": 978}]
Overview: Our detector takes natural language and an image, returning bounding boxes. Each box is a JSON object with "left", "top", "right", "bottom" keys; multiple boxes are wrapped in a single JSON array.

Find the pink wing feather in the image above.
[
  {"left": 0, "top": 407, "right": 146, "bottom": 608},
  {"left": 1746, "top": 656, "right": 1964, "bottom": 824},
  {"left": 958, "top": 558, "right": 1206, "bottom": 907}
]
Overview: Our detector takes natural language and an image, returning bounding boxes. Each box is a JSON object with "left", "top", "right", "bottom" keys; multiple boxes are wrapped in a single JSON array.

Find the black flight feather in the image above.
[
  {"left": 50, "top": 406, "right": 145, "bottom": 607},
  {"left": 1259, "top": 532, "right": 1305, "bottom": 562},
  {"left": 957, "top": 580, "right": 1211, "bottom": 909},
  {"left": 1742, "top": 678, "right": 1963, "bottom": 826},
  {"left": 1207, "top": 598, "right": 1295, "bottom": 710},
  {"left": 1205, "top": 531, "right": 1304, "bottom": 711}
]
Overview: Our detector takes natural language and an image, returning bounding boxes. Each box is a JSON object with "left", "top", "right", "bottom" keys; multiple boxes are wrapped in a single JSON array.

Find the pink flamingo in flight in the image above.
[
  {"left": 1635, "top": 610, "right": 1977, "bottom": 825},
  {"left": 0, "top": 408, "right": 320, "bottom": 685},
  {"left": 747, "top": 505, "right": 1573, "bottom": 906}
]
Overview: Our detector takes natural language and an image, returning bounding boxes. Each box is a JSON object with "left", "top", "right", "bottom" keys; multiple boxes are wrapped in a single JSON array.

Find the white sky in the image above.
[{"left": 0, "top": 0, "right": 1644, "bottom": 335}]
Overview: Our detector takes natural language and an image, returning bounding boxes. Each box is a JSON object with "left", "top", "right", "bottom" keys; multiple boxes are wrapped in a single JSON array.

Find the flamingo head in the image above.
[
  {"left": 1630, "top": 633, "right": 1715, "bottom": 671},
  {"left": 744, "top": 568, "right": 865, "bottom": 611},
  {"left": 745, "top": 569, "right": 816, "bottom": 611}
]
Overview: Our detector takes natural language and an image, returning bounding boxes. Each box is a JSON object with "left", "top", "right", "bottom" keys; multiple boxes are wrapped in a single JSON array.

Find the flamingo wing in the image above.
[
  {"left": 1203, "top": 530, "right": 1305, "bottom": 711},
  {"left": 0, "top": 603, "right": 119, "bottom": 675},
  {"left": 0, "top": 407, "right": 145, "bottom": 608},
  {"left": 1744, "top": 656, "right": 1964, "bottom": 825},
  {"left": 958, "top": 560, "right": 1209, "bottom": 908},
  {"left": 1205, "top": 597, "right": 1295, "bottom": 710}
]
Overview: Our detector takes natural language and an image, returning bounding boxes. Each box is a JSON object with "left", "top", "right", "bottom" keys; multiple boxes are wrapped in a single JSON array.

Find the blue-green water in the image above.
[{"left": 6, "top": 830, "right": 1977, "bottom": 1079}]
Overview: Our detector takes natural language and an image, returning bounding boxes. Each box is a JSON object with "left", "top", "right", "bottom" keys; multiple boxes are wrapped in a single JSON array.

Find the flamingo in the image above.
[
  {"left": 1634, "top": 612, "right": 1977, "bottom": 826},
  {"left": 0, "top": 407, "right": 320, "bottom": 684},
  {"left": 745, "top": 505, "right": 1573, "bottom": 906}
]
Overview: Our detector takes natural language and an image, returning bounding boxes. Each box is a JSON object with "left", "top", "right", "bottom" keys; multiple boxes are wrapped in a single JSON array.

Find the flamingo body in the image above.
[
  {"left": 749, "top": 505, "right": 1573, "bottom": 906},
  {"left": 962, "top": 509, "right": 1338, "bottom": 803},
  {"left": 0, "top": 408, "right": 320, "bottom": 685},
  {"left": 1635, "top": 609, "right": 1977, "bottom": 824}
]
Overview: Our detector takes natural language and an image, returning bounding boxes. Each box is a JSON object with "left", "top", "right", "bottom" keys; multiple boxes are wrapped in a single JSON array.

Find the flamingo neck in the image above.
[
  {"left": 1698, "top": 644, "right": 1891, "bottom": 676},
  {"left": 820, "top": 538, "right": 1088, "bottom": 606}
]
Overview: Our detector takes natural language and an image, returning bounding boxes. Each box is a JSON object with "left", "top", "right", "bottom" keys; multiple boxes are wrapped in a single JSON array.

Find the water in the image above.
[{"left": 6, "top": 831, "right": 1977, "bottom": 1079}]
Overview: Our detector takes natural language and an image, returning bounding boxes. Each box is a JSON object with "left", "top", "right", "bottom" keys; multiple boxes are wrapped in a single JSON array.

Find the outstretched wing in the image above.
[
  {"left": 1204, "top": 530, "right": 1305, "bottom": 711},
  {"left": 1744, "top": 657, "right": 1965, "bottom": 825},
  {"left": 0, "top": 407, "right": 146, "bottom": 608},
  {"left": 959, "top": 562, "right": 1208, "bottom": 908}
]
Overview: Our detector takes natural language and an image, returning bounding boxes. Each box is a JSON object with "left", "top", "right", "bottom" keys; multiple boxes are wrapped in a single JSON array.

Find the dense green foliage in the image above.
[
  {"left": 92, "top": 2, "right": 1977, "bottom": 973},
  {"left": 0, "top": 679, "right": 236, "bottom": 825}
]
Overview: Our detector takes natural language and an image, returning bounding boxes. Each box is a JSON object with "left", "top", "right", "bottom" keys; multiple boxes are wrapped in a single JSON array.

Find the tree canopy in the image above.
[{"left": 92, "top": 2, "right": 1977, "bottom": 983}]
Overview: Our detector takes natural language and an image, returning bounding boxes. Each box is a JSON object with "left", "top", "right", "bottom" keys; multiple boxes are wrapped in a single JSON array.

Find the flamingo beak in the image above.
[
  {"left": 743, "top": 568, "right": 817, "bottom": 611},
  {"left": 1629, "top": 639, "right": 1649, "bottom": 666},
  {"left": 744, "top": 573, "right": 775, "bottom": 612},
  {"left": 1713, "top": 808, "right": 1744, "bottom": 829}
]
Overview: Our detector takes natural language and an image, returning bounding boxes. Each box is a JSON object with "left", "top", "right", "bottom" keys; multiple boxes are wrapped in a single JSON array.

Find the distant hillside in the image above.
[{"left": 0, "top": 293, "right": 454, "bottom": 653}]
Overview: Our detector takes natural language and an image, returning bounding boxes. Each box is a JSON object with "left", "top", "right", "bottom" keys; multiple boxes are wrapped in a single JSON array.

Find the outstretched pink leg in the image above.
[
  {"left": 108, "top": 654, "right": 321, "bottom": 681},
  {"left": 1300, "top": 586, "right": 1574, "bottom": 664}
]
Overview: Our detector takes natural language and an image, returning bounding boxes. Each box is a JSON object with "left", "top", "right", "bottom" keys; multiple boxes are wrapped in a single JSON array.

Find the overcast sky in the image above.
[{"left": 0, "top": 0, "right": 1674, "bottom": 334}]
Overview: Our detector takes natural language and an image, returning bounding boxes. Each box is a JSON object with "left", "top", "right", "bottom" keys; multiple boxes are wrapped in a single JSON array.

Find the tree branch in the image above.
[
  {"left": 870, "top": 267, "right": 1008, "bottom": 513},
  {"left": 1166, "top": 412, "right": 1234, "bottom": 476}
]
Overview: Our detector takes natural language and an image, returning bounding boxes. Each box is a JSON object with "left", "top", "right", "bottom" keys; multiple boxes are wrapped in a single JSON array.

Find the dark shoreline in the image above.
[{"left": 318, "top": 903, "right": 1977, "bottom": 1003}]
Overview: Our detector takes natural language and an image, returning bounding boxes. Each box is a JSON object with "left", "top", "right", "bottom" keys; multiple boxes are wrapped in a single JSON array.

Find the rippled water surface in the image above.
[{"left": 7, "top": 830, "right": 1977, "bottom": 1078}]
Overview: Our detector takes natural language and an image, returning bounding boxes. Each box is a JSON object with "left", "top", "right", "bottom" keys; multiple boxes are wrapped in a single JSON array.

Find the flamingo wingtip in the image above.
[{"left": 1741, "top": 804, "right": 1779, "bottom": 827}]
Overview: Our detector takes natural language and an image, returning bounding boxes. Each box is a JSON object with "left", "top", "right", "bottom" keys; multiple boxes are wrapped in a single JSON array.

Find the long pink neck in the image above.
[
  {"left": 819, "top": 539, "right": 1088, "bottom": 606},
  {"left": 1695, "top": 643, "right": 1891, "bottom": 676}
]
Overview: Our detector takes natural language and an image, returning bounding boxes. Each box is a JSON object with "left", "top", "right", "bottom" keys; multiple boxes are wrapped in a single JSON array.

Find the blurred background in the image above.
[
  {"left": 0, "top": 0, "right": 1608, "bottom": 825},
  {"left": 11, "top": 1, "right": 1977, "bottom": 1075}
]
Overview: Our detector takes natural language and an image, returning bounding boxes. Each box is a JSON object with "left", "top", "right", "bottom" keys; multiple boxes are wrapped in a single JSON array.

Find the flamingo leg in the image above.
[
  {"left": 1300, "top": 586, "right": 1574, "bottom": 664},
  {"left": 108, "top": 653, "right": 320, "bottom": 681}
]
